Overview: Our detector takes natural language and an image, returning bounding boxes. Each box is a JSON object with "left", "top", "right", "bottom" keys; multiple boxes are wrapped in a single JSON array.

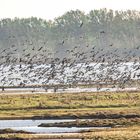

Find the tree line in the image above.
[{"left": 0, "top": 9, "right": 140, "bottom": 58}]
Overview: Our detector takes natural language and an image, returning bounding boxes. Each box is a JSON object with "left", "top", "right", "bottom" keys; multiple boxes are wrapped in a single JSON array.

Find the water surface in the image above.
[{"left": 0, "top": 119, "right": 108, "bottom": 133}]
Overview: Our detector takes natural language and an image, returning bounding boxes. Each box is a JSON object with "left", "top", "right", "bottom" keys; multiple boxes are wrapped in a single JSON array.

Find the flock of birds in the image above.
[{"left": 0, "top": 22, "right": 140, "bottom": 91}]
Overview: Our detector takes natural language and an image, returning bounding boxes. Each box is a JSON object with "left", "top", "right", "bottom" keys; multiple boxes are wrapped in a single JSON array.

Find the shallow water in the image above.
[
  {"left": 8, "top": 126, "right": 99, "bottom": 133},
  {"left": 1, "top": 86, "right": 138, "bottom": 94},
  {"left": 0, "top": 119, "right": 74, "bottom": 127},
  {"left": 0, "top": 119, "right": 108, "bottom": 133}
]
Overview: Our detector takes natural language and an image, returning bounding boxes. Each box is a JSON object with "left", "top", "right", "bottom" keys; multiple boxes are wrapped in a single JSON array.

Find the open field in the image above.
[
  {"left": 0, "top": 91, "right": 140, "bottom": 139},
  {"left": 0, "top": 91, "right": 140, "bottom": 119}
]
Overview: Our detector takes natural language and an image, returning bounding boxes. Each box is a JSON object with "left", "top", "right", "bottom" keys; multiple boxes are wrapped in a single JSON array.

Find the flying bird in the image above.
[{"left": 79, "top": 22, "right": 83, "bottom": 27}]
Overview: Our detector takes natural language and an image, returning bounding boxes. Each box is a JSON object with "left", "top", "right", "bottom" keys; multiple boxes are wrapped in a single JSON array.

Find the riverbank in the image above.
[
  {"left": 0, "top": 126, "right": 140, "bottom": 140},
  {"left": 0, "top": 91, "right": 140, "bottom": 139},
  {"left": 39, "top": 118, "right": 140, "bottom": 128},
  {"left": 0, "top": 91, "right": 140, "bottom": 120}
]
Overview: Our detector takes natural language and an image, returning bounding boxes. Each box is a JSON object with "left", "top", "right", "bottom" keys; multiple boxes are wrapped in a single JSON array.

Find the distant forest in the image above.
[{"left": 0, "top": 9, "right": 140, "bottom": 60}]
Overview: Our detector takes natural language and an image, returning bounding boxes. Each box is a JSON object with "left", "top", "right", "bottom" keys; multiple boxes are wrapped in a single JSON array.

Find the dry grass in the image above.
[
  {"left": 0, "top": 91, "right": 140, "bottom": 119},
  {"left": 0, "top": 91, "right": 140, "bottom": 139},
  {"left": 39, "top": 118, "right": 140, "bottom": 127}
]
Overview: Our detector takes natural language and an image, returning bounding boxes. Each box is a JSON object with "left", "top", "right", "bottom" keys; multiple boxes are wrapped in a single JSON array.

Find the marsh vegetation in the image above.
[{"left": 0, "top": 91, "right": 140, "bottom": 139}]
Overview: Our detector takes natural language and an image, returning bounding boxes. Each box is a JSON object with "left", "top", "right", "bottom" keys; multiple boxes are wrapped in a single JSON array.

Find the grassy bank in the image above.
[
  {"left": 0, "top": 91, "right": 140, "bottom": 119},
  {"left": 0, "top": 126, "right": 140, "bottom": 140},
  {"left": 0, "top": 91, "right": 140, "bottom": 139},
  {"left": 0, "top": 128, "right": 31, "bottom": 134},
  {"left": 39, "top": 118, "right": 140, "bottom": 127}
]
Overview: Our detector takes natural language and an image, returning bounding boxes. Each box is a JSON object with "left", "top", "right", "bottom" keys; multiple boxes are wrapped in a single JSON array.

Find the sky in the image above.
[{"left": 0, "top": 0, "right": 140, "bottom": 20}]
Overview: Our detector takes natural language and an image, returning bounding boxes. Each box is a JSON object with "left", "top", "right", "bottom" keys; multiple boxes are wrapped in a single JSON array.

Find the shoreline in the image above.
[
  {"left": 0, "top": 109, "right": 140, "bottom": 120},
  {"left": 0, "top": 87, "right": 140, "bottom": 95},
  {"left": 0, "top": 91, "right": 140, "bottom": 139}
]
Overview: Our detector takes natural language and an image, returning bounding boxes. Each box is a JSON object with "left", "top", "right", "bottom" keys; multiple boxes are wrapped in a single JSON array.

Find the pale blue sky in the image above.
[{"left": 0, "top": 0, "right": 139, "bottom": 20}]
